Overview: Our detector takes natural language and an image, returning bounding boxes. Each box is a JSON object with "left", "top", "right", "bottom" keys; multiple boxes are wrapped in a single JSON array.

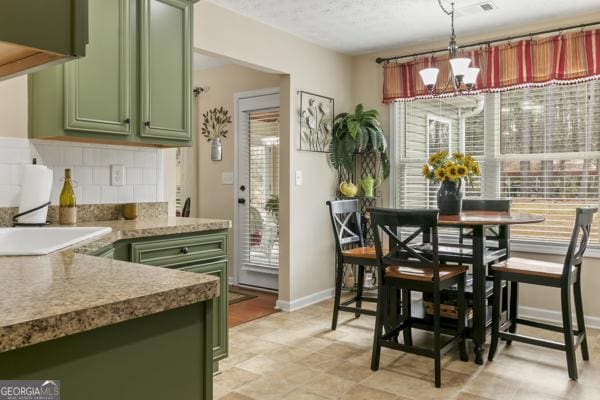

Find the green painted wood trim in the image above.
[
  {"left": 181, "top": 260, "right": 229, "bottom": 362},
  {"left": 64, "top": 0, "right": 132, "bottom": 135},
  {"left": 0, "top": 0, "right": 88, "bottom": 56},
  {"left": 130, "top": 232, "right": 227, "bottom": 267},
  {"left": 0, "top": 302, "right": 213, "bottom": 400},
  {"left": 139, "top": 0, "right": 192, "bottom": 141},
  {"left": 90, "top": 245, "right": 115, "bottom": 259}
]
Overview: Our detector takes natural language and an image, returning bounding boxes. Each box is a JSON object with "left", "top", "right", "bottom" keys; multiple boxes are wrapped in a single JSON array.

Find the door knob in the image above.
[
  {"left": 144, "top": 121, "right": 151, "bottom": 127},
  {"left": 123, "top": 117, "right": 131, "bottom": 124},
  {"left": 238, "top": 198, "right": 246, "bottom": 205},
  {"left": 181, "top": 247, "right": 189, "bottom": 255}
]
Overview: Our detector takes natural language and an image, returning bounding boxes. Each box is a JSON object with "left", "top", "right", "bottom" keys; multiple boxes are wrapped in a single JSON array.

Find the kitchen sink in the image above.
[{"left": 0, "top": 226, "right": 112, "bottom": 256}]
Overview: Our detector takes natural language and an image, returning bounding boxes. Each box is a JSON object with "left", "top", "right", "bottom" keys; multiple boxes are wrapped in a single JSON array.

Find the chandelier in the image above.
[{"left": 419, "top": 1, "right": 480, "bottom": 95}]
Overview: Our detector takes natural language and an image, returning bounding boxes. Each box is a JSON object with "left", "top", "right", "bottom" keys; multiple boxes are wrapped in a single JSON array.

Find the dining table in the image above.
[{"left": 437, "top": 210, "right": 545, "bottom": 364}]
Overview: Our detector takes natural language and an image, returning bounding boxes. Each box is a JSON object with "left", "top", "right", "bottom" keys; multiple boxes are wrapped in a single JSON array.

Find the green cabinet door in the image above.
[
  {"left": 64, "top": 0, "right": 133, "bottom": 135},
  {"left": 181, "top": 261, "right": 228, "bottom": 366},
  {"left": 139, "top": 0, "right": 192, "bottom": 141}
]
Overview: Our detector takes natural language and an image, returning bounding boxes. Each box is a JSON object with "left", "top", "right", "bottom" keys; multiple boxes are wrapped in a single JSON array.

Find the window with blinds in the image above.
[
  {"left": 242, "top": 109, "right": 280, "bottom": 269},
  {"left": 395, "top": 96, "right": 484, "bottom": 210},
  {"left": 393, "top": 79, "right": 600, "bottom": 246},
  {"left": 498, "top": 82, "right": 600, "bottom": 244}
]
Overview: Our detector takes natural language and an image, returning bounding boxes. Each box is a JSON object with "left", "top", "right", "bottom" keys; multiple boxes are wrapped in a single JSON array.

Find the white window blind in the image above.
[
  {"left": 241, "top": 109, "right": 280, "bottom": 269},
  {"left": 498, "top": 82, "right": 600, "bottom": 244},
  {"left": 395, "top": 97, "right": 484, "bottom": 210},
  {"left": 393, "top": 80, "right": 600, "bottom": 246}
]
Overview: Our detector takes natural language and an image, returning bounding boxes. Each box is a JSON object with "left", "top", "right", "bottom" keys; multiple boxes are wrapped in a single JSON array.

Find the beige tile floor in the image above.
[{"left": 215, "top": 297, "right": 600, "bottom": 400}]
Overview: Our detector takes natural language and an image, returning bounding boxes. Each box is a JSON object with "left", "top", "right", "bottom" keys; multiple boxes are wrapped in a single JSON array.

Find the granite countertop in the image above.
[
  {"left": 0, "top": 217, "right": 231, "bottom": 354},
  {"left": 71, "top": 216, "right": 232, "bottom": 254}
]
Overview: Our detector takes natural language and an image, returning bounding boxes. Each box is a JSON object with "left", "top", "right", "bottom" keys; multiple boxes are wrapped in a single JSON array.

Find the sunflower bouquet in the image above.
[{"left": 421, "top": 151, "right": 480, "bottom": 184}]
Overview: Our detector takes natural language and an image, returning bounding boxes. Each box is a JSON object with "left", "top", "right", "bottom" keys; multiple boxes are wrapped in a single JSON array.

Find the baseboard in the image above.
[
  {"left": 519, "top": 306, "right": 600, "bottom": 330},
  {"left": 276, "top": 288, "right": 334, "bottom": 312},
  {"left": 272, "top": 288, "right": 600, "bottom": 330}
]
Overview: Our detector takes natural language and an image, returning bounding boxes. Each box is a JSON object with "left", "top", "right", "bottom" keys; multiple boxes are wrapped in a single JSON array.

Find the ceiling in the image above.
[{"left": 207, "top": 0, "right": 600, "bottom": 55}]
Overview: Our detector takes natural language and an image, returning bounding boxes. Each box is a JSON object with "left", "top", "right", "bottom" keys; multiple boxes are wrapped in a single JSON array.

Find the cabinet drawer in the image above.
[{"left": 130, "top": 233, "right": 227, "bottom": 267}]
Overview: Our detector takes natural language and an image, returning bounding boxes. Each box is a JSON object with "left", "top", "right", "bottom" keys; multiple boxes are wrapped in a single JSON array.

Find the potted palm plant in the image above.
[{"left": 328, "top": 104, "right": 390, "bottom": 189}]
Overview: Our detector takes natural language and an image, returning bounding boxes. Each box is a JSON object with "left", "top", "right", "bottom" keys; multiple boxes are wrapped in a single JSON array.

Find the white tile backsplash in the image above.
[
  {"left": 101, "top": 149, "right": 119, "bottom": 166},
  {"left": 0, "top": 138, "right": 165, "bottom": 207},
  {"left": 142, "top": 168, "right": 157, "bottom": 184},
  {"left": 83, "top": 148, "right": 102, "bottom": 167},
  {"left": 101, "top": 185, "right": 118, "bottom": 203},
  {"left": 63, "top": 146, "right": 83, "bottom": 166},
  {"left": 126, "top": 167, "right": 143, "bottom": 185},
  {"left": 83, "top": 185, "right": 101, "bottom": 204},
  {"left": 92, "top": 167, "right": 110, "bottom": 185}
]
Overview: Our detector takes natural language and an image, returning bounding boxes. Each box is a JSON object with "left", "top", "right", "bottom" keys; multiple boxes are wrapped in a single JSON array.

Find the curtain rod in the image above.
[{"left": 375, "top": 20, "right": 600, "bottom": 64}]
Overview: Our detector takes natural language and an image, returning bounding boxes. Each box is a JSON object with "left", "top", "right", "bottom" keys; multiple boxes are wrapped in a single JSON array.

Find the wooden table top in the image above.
[{"left": 437, "top": 211, "right": 545, "bottom": 226}]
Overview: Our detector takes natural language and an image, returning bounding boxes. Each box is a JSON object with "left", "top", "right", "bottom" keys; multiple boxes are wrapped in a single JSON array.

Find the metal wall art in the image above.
[
  {"left": 299, "top": 91, "right": 334, "bottom": 153},
  {"left": 201, "top": 106, "right": 232, "bottom": 161}
]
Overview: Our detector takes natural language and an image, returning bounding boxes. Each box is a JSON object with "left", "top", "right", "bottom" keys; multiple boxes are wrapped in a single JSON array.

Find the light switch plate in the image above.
[
  {"left": 295, "top": 170, "right": 302, "bottom": 186},
  {"left": 110, "top": 164, "right": 125, "bottom": 186},
  {"left": 222, "top": 172, "right": 234, "bottom": 185}
]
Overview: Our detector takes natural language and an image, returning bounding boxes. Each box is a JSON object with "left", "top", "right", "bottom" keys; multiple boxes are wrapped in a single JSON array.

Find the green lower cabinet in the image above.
[
  {"left": 111, "top": 230, "right": 229, "bottom": 373},
  {"left": 180, "top": 260, "right": 228, "bottom": 370},
  {"left": 93, "top": 245, "right": 115, "bottom": 259},
  {"left": 0, "top": 302, "right": 213, "bottom": 400}
]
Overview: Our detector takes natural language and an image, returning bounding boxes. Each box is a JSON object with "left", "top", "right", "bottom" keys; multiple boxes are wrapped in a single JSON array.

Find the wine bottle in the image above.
[{"left": 59, "top": 168, "right": 77, "bottom": 225}]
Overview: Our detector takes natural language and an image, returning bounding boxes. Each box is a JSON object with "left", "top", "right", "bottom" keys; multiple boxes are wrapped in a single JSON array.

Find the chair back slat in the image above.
[
  {"left": 460, "top": 199, "right": 512, "bottom": 243},
  {"left": 369, "top": 208, "right": 441, "bottom": 281},
  {"left": 564, "top": 207, "right": 598, "bottom": 274},
  {"left": 326, "top": 200, "right": 364, "bottom": 253},
  {"left": 462, "top": 199, "right": 511, "bottom": 212}
]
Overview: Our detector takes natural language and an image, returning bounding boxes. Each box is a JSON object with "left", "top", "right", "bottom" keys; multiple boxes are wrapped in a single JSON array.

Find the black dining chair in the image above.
[
  {"left": 369, "top": 208, "right": 468, "bottom": 388},
  {"left": 326, "top": 199, "right": 379, "bottom": 330},
  {"left": 488, "top": 207, "right": 597, "bottom": 380},
  {"left": 414, "top": 199, "right": 511, "bottom": 266},
  {"left": 181, "top": 197, "right": 191, "bottom": 218}
]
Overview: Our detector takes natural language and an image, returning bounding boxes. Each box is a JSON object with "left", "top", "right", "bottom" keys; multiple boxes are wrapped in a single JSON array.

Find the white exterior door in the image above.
[{"left": 236, "top": 91, "right": 280, "bottom": 290}]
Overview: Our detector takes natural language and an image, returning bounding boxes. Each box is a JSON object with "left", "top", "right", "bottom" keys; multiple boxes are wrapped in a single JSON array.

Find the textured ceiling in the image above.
[{"left": 207, "top": 0, "right": 600, "bottom": 55}]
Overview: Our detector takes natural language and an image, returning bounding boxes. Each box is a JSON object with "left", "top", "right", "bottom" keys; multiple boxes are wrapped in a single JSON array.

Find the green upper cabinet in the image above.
[
  {"left": 64, "top": 0, "right": 132, "bottom": 135},
  {"left": 140, "top": 0, "right": 192, "bottom": 141},
  {"left": 29, "top": 0, "right": 194, "bottom": 147}
]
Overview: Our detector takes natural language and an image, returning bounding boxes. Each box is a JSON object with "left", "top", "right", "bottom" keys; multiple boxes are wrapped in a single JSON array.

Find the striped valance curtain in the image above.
[{"left": 383, "top": 29, "right": 600, "bottom": 102}]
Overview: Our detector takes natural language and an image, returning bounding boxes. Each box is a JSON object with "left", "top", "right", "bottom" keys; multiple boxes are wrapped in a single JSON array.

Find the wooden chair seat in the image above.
[
  {"left": 385, "top": 265, "right": 468, "bottom": 282},
  {"left": 342, "top": 246, "right": 388, "bottom": 259},
  {"left": 491, "top": 257, "right": 575, "bottom": 279}
]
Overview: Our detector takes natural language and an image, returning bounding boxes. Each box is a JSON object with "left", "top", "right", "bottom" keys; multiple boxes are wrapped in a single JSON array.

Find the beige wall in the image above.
[
  {"left": 190, "top": 63, "right": 281, "bottom": 274},
  {"left": 352, "top": 12, "right": 600, "bottom": 321},
  {"left": 195, "top": 2, "right": 354, "bottom": 304},
  {"left": 0, "top": 76, "right": 27, "bottom": 138}
]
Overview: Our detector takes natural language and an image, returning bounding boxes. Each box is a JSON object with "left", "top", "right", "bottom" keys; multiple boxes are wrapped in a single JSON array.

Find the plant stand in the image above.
[{"left": 337, "top": 151, "right": 383, "bottom": 293}]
